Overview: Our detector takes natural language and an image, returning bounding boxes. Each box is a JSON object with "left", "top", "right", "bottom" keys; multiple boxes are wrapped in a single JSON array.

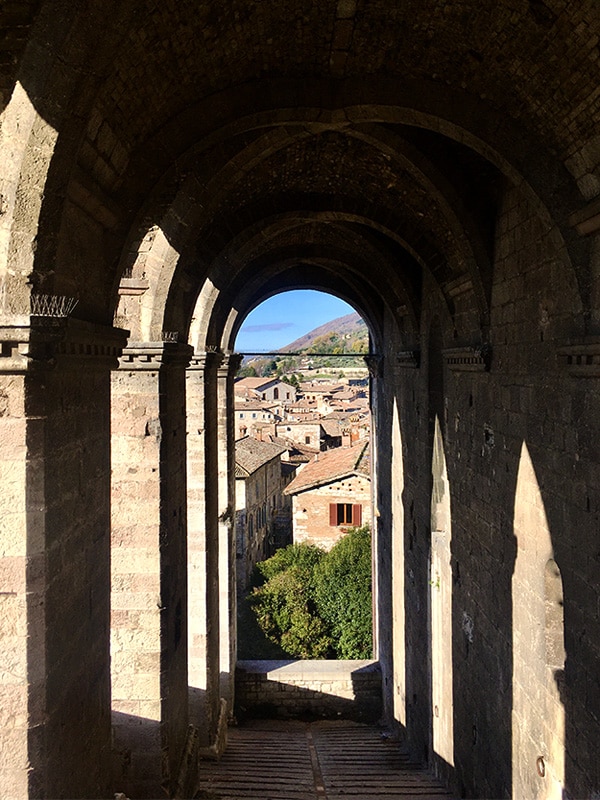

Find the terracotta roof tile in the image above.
[
  {"left": 284, "top": 441, "right": 370, "bottom": 495},
  {"left": 235, "top": 437, "right": 288, "bottom": 476}
]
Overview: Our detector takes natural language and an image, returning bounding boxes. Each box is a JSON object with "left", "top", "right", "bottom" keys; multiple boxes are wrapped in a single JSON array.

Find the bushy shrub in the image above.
[{"left": 248, "top": 529, "right": 372, "bottom": 660}]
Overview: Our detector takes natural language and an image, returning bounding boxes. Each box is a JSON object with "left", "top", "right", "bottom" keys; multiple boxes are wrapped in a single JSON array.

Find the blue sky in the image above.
[{"left": 235, "top": 290, "right": 356, "bottom": 353}]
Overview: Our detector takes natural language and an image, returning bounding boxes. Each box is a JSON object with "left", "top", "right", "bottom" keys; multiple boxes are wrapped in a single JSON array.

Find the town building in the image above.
[
  {"left": 235, "top": 376, "right": 297, "bottom": 403},
  {"left": 284, "top": 442, "right": 371, "bottom": 550},
  {"left": 234, "top": 437, "right": 295, "bottom": 591},
  {"left": 234, "top": 400, "right": 279, "bottom": 439}
]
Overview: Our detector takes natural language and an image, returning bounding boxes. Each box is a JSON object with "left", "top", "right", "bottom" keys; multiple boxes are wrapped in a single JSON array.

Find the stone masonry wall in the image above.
[{"left": 383, "top": 182, "right": 600, "bottom": 799}]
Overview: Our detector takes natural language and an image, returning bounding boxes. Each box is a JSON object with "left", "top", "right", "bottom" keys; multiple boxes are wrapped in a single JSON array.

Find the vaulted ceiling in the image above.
[{"left": 1, "top": 0, "right": 598, "bottom": 338}]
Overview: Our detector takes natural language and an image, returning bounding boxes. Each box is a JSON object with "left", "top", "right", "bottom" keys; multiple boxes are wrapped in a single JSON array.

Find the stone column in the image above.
[
  {"left": 111, "top": 340, "right": 192, "bottom": 799},
  {"left": 217, "top": 353, "right": 243, "bottom": 709},
  {"left": 0, "top": 316, "right": 126, "bottom": 800},
  {"left": 186, "top": 352, "right": 221, "bottom": 747},
  {"left": 365, "top": 354, "right": 392, "bottom": 711}
]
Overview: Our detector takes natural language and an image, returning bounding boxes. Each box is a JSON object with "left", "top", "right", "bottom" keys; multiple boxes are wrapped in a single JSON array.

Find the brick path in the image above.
[{"left": 195, "top": 719, "right": 454, "bottom": 799}]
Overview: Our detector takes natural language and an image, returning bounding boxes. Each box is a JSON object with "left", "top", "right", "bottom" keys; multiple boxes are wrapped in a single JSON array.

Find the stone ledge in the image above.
[
  {"left": 0, "top": 319, "right": 128, "bottom": 373},
  {"left": 119, "top": 341, "right": 194, "bottom": 370}
]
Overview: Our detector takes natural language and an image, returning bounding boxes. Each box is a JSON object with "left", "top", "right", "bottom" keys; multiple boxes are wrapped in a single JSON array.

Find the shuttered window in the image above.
[{"left": 329, "top": 503, "right": 363, "bottom": 526}]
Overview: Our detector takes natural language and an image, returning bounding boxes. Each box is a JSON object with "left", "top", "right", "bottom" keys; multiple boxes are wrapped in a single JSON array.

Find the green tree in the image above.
[
  {"left": 312, "top": 526, "right": 373, "bottom": 659},
  {"left": 249, "top": 531, "right": 372, "bottom": 660},
  {"left": 237, "top": 364, "right": 258, "bottom": 378},
  {"left": 255, "top": 542, "right": 324, "bottom": 583}
]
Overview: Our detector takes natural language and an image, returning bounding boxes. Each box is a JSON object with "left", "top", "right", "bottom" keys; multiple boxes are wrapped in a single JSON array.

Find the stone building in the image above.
[
  {"left": 234, "top": 400, "right": 279, "bottom": 439},
  {"left": 285, "top": 442, "right": 371, "bottom": 550},
  {"left": 0, "top": 4, "right": 600, "bottom": 800},
  {"left": 235, "top": 376, "right": 297, "bottom": 403},
  {"left": 234, "top": 437, "right": 294, "bottom": 591}
]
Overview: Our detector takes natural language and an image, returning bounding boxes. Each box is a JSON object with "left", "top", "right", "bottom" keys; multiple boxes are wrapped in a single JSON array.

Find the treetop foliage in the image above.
[{"left": 248, "top": 526, "right": 372, "bottom": 660}]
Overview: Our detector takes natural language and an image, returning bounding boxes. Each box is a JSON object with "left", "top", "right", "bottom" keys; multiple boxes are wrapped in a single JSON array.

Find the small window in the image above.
[
  {"left": 305, "top": 436, "right": 311, "bottom": 444},
  {"left": 329, "top": 503, "right": 362, "bottom": 526},
  {"left": 274, "top": 388, "right": 279, "bottom": 399}
]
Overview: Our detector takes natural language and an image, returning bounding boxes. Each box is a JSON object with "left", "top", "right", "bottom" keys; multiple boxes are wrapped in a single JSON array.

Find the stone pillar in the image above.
[
  {"left": 186, "top": 352, "right": 221, "bottom": 746},
  {"left": 365, "top": 354, "right": 393, "bottom": 714},
  {"left": 0, "top": 316, "right": 126, "bottom": 800},
  {"left": 217, "top": 353, "right": 242, "bottom": 708},
  {"left": 111, "top": 340, "right": 192, "bottom": 799}
]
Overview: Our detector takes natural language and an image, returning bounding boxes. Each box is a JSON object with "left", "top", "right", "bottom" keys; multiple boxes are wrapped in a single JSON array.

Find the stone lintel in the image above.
[
  {"left": 568, "top": 196, "right": 600, "bottom": 236},
  {"left": 120, "top": 341, "right": 194, "bottom": 370},
  {"left": 444, "top": 345, "right": 491, "bottom": 372},
  {"left": 0, "top": 319, "right": 128, "bottom": 373},
  {"left": 396, "top": 350, "right": 420, "bottom": 368},
  {"left": 557, "top": 339, "right": 600, "bottom": 376}
]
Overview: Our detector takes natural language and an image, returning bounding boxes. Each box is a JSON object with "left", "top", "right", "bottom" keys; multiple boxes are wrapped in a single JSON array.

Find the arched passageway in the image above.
[{"left": 1, "top": 3, "right": 600, "bottom": 799}]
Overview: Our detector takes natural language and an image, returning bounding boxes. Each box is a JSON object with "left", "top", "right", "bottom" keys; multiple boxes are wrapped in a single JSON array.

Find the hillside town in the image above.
[{"left": 234, "top": 370, "right": 371, "bottom": 592}]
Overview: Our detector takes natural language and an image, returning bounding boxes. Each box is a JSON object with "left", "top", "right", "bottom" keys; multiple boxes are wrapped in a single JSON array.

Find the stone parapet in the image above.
[{"left": 235, "top": 660, "right": 382, "bottom": 723}]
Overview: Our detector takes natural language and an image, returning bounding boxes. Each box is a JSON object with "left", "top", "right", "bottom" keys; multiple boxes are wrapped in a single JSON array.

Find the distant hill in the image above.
[
  {"left": 279, "top": 312, "right": 368, "bottom": 353},
  {"left": 240, "top": 312, "right": 369, "bottom": 377}
]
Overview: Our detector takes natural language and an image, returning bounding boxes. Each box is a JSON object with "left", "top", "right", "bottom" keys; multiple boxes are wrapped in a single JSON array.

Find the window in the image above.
[
  {"left": 274, "top": 388, "right": 279, "bottom": 399},
  {"left": 305, "top": 436, "right": 311, "bottom": 444},
  {"left": 329, "top": 503, "right": 362, "bottom": 526}
]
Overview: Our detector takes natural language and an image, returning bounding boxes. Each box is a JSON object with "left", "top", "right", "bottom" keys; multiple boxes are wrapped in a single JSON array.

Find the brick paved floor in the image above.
[{"left": 195, "top": 719, "right": 455, "bottom": 799}]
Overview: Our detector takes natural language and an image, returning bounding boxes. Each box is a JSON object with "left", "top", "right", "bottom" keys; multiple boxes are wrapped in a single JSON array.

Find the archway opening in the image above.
[{"left": 231, "top": 288, "right": 380, "bottom": 720}]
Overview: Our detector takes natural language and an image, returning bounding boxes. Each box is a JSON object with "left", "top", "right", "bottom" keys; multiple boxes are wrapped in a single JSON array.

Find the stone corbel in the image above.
[
  {"left": 568, "top": 197, "right": 600, "bottom": 237},
  {"left": 118, "top": 277, "right": 150, "bottom": 296},
  {"left": 396, "top": 350, "right": 420, "bottom": 368},
  {"left": 443, "top": 344, "right": 492, "bottom": 372},
  {"left": 120, "top": 340, "right": 194, "bottom": 371},
  {"left": 557, "top": 339, "right": 600, "bottom": 377}
]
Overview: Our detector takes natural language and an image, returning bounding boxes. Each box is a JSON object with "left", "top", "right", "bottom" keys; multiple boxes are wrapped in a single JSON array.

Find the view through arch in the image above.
[{"left": 231, "top": 289, "right": 379, "bottom": 720}]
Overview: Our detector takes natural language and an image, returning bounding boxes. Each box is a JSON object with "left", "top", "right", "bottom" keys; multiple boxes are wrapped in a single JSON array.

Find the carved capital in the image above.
[
  {"left": 120, "top": 341, "right": 193, "bottom": 371},
  {"left": 364, "top": 354, "right": 383, "bottom": 379}
]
